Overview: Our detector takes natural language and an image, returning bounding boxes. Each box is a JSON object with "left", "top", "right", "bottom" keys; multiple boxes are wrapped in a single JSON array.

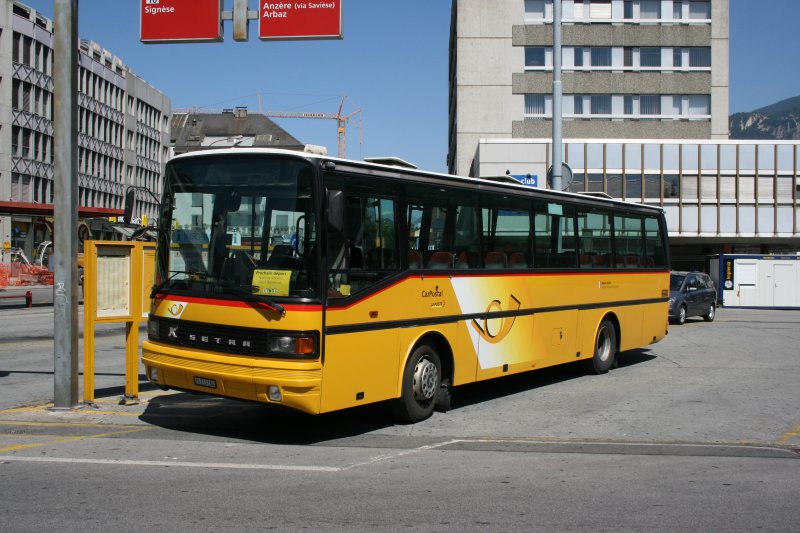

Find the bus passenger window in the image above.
[
  {"left": 326, "top": 187, "right": 399, "bottom": 297},
  {"left": 534, "top": 202, "right": 576, "bottom": 268}
]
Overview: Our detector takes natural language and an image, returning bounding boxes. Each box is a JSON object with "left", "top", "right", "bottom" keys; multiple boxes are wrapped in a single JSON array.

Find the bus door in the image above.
[
  {"left": 321, "top": 178, "right": 403, "bottom": 412},
  {"left": 532, "top": 201, "right": 578, "bottom": 366}
]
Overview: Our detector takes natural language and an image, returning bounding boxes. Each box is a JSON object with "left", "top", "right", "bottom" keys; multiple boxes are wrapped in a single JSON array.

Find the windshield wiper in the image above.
[
  {"left": 150, "top": 270, "right": 209, "bottom": 298},
  {"left": 151, "top": 272, "right": 285, "bottom": 315},
  {"left": 216, "top": 280, "right": 286, "bottom": 315}
]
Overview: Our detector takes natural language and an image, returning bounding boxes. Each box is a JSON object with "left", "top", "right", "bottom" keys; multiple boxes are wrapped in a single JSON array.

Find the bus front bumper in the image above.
[{"left": 141, "top": 340, "right": 323, "bottom": 415}]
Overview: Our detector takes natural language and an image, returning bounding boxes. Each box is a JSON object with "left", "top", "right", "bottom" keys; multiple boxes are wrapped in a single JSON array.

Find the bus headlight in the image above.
[{"left": 268, "top": 335, "right": 317, "bottom": 357}]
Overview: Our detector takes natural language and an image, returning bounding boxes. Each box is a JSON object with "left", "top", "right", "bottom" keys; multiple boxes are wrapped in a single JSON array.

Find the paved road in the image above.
[{"left": 0, "top": 307, "right": 798, "bottom": 531}]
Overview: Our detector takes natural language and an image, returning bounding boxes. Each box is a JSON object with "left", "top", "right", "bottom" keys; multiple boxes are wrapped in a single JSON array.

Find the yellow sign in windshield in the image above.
[{"left": 252, "top": 269, "right": 291, "bottom": 296}]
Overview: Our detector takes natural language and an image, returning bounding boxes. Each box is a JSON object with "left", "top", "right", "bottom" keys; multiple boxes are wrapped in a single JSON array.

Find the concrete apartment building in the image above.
[
  {"left": 449, "top": 0, "right": 800, "bottom": 268},
  {"left": 0, "top": 0, "right": 170, "bottom": 261}
]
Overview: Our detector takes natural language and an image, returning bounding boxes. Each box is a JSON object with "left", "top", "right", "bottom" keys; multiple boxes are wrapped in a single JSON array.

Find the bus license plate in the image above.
[{"left": 193, "top": 376, "right": 217, "bottom": 389}]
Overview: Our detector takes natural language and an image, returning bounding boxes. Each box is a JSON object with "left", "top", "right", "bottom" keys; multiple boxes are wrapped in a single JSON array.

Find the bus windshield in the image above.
[{"left": 155, "top": 154, "right": 318, "bottom": 300}]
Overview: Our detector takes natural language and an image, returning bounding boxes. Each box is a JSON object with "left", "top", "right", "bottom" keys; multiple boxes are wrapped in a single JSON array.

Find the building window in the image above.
[
  {"left": 624, "top": 96, "right": 634, "bottom": 115},
  {"left": 689, "top": 47, "right": 711, "bottom": 67},
  {"left": 590, "top": 95, "right": 611, "bottom": 115},
  {"left": 626, "top": 174, "right": 643, "bottom": 199},
  {"left": 574, "top": 95, "right": 584, "bottom": 115},
  {"left": 589, "top": 0, "right": 612, "bottom": 19},
  {"left": 640, "top": 95, "right": 661, "bottom": 116},
  {"left": 672, "top": 0, "right": 683, "bottom": 19},
  {"left": 590, "top": 47, "right": 612, "bottom": 67},
  {"left": 624, "top": 1, "right": 634, "bottom": 19},
  {"left": 688, "top": 95, "right": 711, "bottom": 116},
  {"left": 689, "top": 0, "right": 711, "bottom": 19},
  {"left": 574, "top": 47, "right": 584, "bottom": 67},
  {"left": 525, "top": 94, "right": 546, "bottom": 116},
  {"left": 624, "top": 48, "right": 634, "bottom": 67},
  {"left": 640, "top": 47, "right": 661, "bottom": 67},
  {"left": 673, "top": 48, "right": 683, "bottom": 67},
  {"left": 524, "top": 0, "right": 546, "bottom": 20},
  {"left": 640, "top": 0, "right": 661, "bottom": 19},
  {"left": 525, "top": 47, "right": 546, "bottom": 67}
]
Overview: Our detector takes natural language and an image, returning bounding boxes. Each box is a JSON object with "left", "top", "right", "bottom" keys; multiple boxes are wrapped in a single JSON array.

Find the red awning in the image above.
[{"left": 0, "top": 201, "right": 123, "bottom": 218}]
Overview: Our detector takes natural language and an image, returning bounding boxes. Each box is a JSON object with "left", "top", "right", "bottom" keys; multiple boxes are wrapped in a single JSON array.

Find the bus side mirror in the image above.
[
  {"left": 327, "top": 190, "right": 344, "bottom": 233},
  {"left": 124, "top": 188, "right": 135, "bottom": 223}
]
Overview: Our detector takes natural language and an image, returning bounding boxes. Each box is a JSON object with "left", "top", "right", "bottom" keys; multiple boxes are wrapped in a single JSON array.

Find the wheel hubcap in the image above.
[
  {"left": 597, "top": 328, "right": 611, "bottom": 362},
  {"left": 413, "top": 357, "right": 438, "bottom": 402}
]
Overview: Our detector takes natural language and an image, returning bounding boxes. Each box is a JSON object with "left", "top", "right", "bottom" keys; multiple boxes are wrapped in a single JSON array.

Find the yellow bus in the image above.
[{"left": 142, "top": 148, "right": 669, "bottom": 422}]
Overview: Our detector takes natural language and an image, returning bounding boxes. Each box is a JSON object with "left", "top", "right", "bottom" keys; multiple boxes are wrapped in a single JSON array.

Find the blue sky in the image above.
[{"left": 20, "top": 0, "right": 800, "bottom": 173}]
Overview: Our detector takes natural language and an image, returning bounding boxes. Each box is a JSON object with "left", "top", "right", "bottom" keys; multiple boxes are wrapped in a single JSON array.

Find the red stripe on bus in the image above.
[{"left": 153, "top": 294, "right": 321, "bottom": 312}]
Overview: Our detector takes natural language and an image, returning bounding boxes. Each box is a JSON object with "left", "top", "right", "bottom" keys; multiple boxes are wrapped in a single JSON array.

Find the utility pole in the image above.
[
  {"left": 551, "top": 0, "right": 563, "bottom": 191},
  {"left": 52, "top": 0, "right": 79, "bottom": 409}
]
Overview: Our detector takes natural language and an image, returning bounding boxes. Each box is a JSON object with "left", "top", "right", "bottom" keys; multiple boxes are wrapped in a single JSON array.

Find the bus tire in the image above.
[
  {"left": 587, "top": 319, "right": 617, "bottom": 375},
  {"left": 392, "top": 344, "right": 441, "bottom": 423}
]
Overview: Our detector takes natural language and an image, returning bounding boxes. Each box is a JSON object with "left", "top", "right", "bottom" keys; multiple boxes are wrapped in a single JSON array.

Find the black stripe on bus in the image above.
[{"left": 325, "top": 297, "right": 667, "bottom": 335}]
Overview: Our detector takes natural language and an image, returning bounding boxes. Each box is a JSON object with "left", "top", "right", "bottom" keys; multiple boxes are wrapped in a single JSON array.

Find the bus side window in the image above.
[
  {"left": 481, "top": 195, "right": 531, "bottom": 270},
  {"left": 644, "top": 216, "right": 666, "bottom": 268},
  {"left": 326, "top": 187, "right": 399, "bottom": 297},
  {"left": 614, "top": 214, "right": 644, "bottom": 268},
  {"left": 405, "top": 184, "right": 478, "bottom": 271},
  {"left": 577, "top": 208, "right": 612, "bottom": 268},
  {"left": 534, "top": 201, "right": 577, "bottom": 269}
]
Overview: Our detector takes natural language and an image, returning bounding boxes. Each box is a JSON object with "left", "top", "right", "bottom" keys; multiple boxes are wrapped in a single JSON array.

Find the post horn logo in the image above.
[
  {"left": 168, "top": 303, "right": 186, "bottom": 317},
  {"left": 471, "top": 294, "right": 521, "bottom": 344}
]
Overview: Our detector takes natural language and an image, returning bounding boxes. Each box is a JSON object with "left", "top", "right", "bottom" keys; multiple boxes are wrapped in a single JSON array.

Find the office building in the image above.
[
  {"left": 448, "top": 0, "right": 729, "bottom": 176},
  {"left": 449, "top": 1, "right": 800, "bottom": 266},
  {"left": 0, "top": 0, "right": 171, "bottom": 261}
]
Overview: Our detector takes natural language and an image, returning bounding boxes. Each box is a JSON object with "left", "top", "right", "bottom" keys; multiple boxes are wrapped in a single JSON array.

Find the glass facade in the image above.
[{"left": 477, "top": 140, "right": 800, "bottom": 240}]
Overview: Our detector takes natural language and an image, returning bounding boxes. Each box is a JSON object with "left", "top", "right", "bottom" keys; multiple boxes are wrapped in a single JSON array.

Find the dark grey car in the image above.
[{"left": 669, "top": 271, "right": 717, "bottom": 325}]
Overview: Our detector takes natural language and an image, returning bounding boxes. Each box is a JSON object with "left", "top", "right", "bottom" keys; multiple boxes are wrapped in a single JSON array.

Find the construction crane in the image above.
[{"left": 264, "top": 96, "right": 362, "bottom": 158}]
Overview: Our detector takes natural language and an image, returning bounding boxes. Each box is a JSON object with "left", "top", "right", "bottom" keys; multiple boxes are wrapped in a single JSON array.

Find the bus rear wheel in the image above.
[
  {"left": 392, "top": 344, "right": 441, "bottom": 423},
  {"left": 587, "top": 319, "right": 617, "bottom": 375}
]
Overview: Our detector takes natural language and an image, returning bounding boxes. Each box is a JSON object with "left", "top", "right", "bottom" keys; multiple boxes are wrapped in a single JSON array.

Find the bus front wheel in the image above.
[
  {"left": 587, "top": 319, "right": 617, "bottom": 375},
  {"left": 392, "top": 344, "right": 441, "bottom": 423}
]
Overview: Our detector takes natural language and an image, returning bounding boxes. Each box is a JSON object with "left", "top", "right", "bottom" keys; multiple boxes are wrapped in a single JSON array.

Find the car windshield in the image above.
[
  {"left": 670, "top": 274, "right": 686, "bottom": 290},
  {"left": 154, "top": 154, "right": 318, "bottom": 300}
]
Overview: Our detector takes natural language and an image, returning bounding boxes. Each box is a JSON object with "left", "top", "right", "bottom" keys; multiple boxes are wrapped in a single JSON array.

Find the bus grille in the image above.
[{"left": 148, "top": 316, "right": 318, "bottom": 359}]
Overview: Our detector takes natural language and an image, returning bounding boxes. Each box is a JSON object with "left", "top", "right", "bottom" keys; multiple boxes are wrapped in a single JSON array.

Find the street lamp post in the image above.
[{"left": 552, "top": 0, "right": 563, "bottom": 192}]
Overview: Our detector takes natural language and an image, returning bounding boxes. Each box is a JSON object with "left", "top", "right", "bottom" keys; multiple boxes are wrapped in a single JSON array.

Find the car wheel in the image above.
[
  {"left": 391, "top": 344, "right": 441, "bottom": 423},
  {"left": 586, "top": 319, "right": 617, "bottom": 375},
  {"left": 703, "top": 302, "right": 716, "bottom": 322},
  {"left": 676, "top": 305, "right": 687, "bottom": 325}
]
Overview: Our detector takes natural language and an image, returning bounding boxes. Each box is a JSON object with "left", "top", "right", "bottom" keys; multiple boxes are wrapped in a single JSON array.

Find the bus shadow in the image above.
[
  {"left": 139, "top": 392, "right": 396, "bottom": 445},
  {"left": 449, "top": 349, "right": 655, "bottom": 410},
  {"left": 138, "top": 349, "right": 656, "bottom": 444}
]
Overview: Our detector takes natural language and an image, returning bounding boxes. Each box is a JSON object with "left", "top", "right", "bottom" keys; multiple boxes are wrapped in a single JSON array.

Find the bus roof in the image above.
[{"left": 168, "top": 148, "right": 664, "bottom": 214}]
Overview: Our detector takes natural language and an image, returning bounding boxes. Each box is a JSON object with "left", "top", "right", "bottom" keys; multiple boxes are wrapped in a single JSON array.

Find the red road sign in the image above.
[
  {"left": 259, "top": 1, "right": 343, "bottom": 40},
  {"left": 140, "top": 0, "right": 223, "bottom": 43}
]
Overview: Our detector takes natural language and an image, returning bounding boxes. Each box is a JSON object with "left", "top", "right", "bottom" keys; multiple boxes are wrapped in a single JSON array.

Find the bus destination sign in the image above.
[
  {"left": 140, "top": 0, "right": 223, "bottom": 43},
  {"left": 259, "top": 1, "right": 343, "bottom": 40}
]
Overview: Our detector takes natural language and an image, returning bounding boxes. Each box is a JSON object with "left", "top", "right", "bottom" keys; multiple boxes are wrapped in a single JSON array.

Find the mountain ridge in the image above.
[{"left": 729, "top": 95, "right": 800, "bottom": 140}]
